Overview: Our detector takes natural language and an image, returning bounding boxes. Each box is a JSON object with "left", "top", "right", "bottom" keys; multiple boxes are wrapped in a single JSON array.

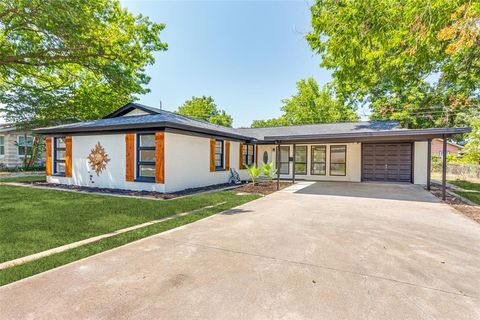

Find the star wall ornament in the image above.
[{"left": 87, "top": 142, "right": 111, "bottom": 176}]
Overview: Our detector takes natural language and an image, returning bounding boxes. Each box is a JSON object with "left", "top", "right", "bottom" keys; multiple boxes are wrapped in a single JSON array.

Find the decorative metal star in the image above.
[{"left": 87, "top": 142, "right": 111, "bottom": 176}]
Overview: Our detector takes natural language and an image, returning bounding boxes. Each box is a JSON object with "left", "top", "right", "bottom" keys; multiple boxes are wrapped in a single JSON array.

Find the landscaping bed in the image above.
[
  {"left": 429, "top": 183, "right": 480, "bottom": 224},
  {"left": 234, "top": 180, "right": 293, "bottom": 195}
]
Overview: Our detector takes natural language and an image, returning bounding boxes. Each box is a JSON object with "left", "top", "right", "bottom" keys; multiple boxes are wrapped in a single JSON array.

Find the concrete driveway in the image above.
[{"left": 1, "top": 182, "right": 480, "bottom": 319}]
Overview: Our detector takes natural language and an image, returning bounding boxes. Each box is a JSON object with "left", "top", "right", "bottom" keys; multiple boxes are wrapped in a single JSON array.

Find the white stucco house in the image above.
[{"left": 35, "top": 103, "right": 470, "bottom": 194}]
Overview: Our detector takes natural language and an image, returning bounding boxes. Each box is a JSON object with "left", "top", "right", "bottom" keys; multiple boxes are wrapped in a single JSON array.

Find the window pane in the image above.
[
  {"left": 331, "top": 146, "right": 346, "bottom": 164},
  {"left": 248, "top": 145, "right": 254, "bottom": 153},
  {"left": 0, "top": 146, "right": 4, "bottom": 155},
  {"left": 18, "top": 147, "right": 24, "bottom": 156},
  {"left": 312, "top": 163, "right": 326, "bottom": 175},
  {"left": 139, "top": 134, "right": 155, "bottom": 147},
  {"left": 56, "top": 150, "right": 66, "bottom": 160},
  {"left": 312, "top": 146, "right": 326, "bottom": 162},
  {"left": 280, "top": 147, "right": 289, "bottom": 162},
  {"left": 140, "top": 149, "right": 155, "bottom": 162},
  {"left": 295, "top": 163, "right": 307, "bottom": 175},
  {"left": 263, "top": 151, "right": 268, "bottom": 163},
  {"left": 56, "top": 138, "right": 66, "bottom": 148},
  {"left": 295, "top": 146, "right": 307, "bottom": 163},
  {"left": 56, "top": 162, "right": 66, "bottom": 173},
  {"left": 139, "top": 164, "right": 155, "bottom": 177},
  {"left": 248, "top": 155, "right": 254, "bottom": 165},
  {"left": 0, "top": 136, "right": 4, "bottom": 145},
  {"left": 279, "top": 163, "right": 289, "bottom": 174},
  {"left": 330, "top": 163, "right": 346, "bottom": 176},
  {"left": 18, "top": 136, "right": 25, "bottom": 146}
]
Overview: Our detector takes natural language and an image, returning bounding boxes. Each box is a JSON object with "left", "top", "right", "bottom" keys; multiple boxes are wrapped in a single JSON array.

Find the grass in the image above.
[
  {"left": 0, "top": 175, "right": 46, "bottom": 183},
  {"left": 454, "top": 191, "right": 480, "bottom": 205},
  {"left": 0, "top": 196, "right": 259, "bottom": 286},
  {"left": 448, "top": 180, "right": 480, "bottom": 192},
  {"left": 0, "top": 185, "right": 259, "bottom": 263}
]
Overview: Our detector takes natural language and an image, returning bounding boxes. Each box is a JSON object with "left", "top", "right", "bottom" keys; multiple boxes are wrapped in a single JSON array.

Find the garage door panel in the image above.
[{"left": 362, "top": 143, "right": 412, "bottom": 183}]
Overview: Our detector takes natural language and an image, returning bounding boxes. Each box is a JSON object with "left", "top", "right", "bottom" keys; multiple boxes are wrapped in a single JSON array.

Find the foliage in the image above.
[
  {"left": 463, "top": 114, "right": 480, "bottom": 163},
  {"left": 244, "top": 163, "right": 262, "bottom": 185},
  {"left": 0, "top": 0, "right": 167, "bottom": 124},
  {"left": 251, "top": 78, "right": 358, "bottom": 128},
  {"left": 261, "top": 162, "right": 277, "bottom": 180},
  {"left": 176, "top": 96, "right": 233, "bottom": 127},
  {"left": 306, "top": 0, "right": 480, "bottom": 129}
]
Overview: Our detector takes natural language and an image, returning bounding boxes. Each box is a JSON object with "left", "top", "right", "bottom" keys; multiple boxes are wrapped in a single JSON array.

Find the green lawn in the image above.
[
  {"left": 0, "top": 185, "right": 259, "bottom": 264},
  {"left": 0, "top": 175, "right": 46, "bottom": 183},
  {"left": 448, "top": 180, "right": 480, "bottom": 192}
]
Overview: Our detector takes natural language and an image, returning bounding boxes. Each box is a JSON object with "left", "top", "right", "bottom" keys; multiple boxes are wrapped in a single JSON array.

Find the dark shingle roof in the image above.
[{"left": 35, "top": 103, "right": 471, "bottom": 141}]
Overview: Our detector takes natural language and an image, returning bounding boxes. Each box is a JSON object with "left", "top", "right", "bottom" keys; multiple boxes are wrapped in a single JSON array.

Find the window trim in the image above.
[
  {"left": 242, "top": 143, "right": 255, "bottom": 167},
  {"left": 311, "top": 145, "right": 327, "bottom": 176},
  {"left": 329, "top": 145, "right": 347, "bottom": 176},
  {"left": 278, "top": 146, "right": 290, "bottom": 175},
  {"left": 53, "top": 137, "right": 66, "bottom": 176},
  {"left": 294, "top": 145, "right": 307, "bottom": 175},
  {"left": 136, "top": 133, "right": 156, "bottom": 182},
  {"left": 215, "top": 139, "right": 224, "bottom": 170},
  {"left": 0, "top": 135, "right": 4, "bottom": 156}
]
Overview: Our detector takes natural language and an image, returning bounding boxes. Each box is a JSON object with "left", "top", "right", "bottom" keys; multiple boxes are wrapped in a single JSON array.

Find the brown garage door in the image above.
[{"left": 362, "top": 143, "right": 412, "bottom": 182}]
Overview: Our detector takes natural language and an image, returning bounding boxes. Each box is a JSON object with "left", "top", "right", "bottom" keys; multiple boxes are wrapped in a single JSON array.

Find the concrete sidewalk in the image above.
[{"left": 1, "top": 182, "right": 480, "bottom": 319}]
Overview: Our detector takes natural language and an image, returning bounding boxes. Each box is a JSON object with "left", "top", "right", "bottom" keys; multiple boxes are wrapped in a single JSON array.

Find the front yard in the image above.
[
  {"left": 449, "top": 180, "right": 480, "bottom": 205},
  {"left": 0, "top": 182, "right": 260, "bottom": 285}
]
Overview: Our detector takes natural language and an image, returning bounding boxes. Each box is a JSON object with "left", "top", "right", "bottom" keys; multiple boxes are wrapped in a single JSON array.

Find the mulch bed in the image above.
[
  {"left": 21, "top": 181, "right": 245, "bottom": 200},
  {"left": 429, "top": 183, "right": 480, "bottom": 224},
  {"left": 233, "top": 180, "right": 293, "bottom": 195}
]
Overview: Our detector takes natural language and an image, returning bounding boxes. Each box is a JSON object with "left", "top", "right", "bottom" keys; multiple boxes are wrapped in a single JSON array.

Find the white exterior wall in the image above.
[
  {"left": 164, "top": 132, "right": 248, "bottom": 192},
  {"left": 47, "top": 134, "right": 165, "bottom": 192},
  {"left": 265, "top": 143, "right": 362, "bottom": 182},
  {"left": 414, "top": 141, "right": 428, "bottom": 185}
]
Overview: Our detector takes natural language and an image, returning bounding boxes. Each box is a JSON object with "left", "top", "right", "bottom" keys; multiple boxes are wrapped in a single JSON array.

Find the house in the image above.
[
  {"left": 0, "top": 124, "right": 45, "bottom": 169},
  {"left": 35, "top": 103, "right": 470, "bottom": 194},
  {"left": 431, "top": 138, "right": 463, "bottom": 156}
]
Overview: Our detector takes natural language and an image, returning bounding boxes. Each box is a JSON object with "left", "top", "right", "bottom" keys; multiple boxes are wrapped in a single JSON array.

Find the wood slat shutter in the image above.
[
  {"left": 239, "top": 143, "right": 244, "bottom": 169},
  {"left": 65, "top": 136, "right": 72, "bottom": 177},
  {"left": 255, "top": 145, "right": 259, "bottom": 165},
  {"left": 155, "top": 132, "right": 165, "bottom": 183},
  {"left": 210, "top": 139, "right": 216, "bottom": 172},
  {"left": 45, "top": 137, "right": 52, "bottom": 176},
  {"left": 125, "top": 134, "right": 135, "bottom": 181},
  {"left": 225, "top": 141, "right": 230, "bottom": 170}
]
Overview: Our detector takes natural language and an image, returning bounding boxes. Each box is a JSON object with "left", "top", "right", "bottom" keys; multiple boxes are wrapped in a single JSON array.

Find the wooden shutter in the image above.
[
  {"left": 210, "top": 139, "right": 216, "bottom": 172},
  {"left": 155, "top": 132, "right": 165, "bottom": 183},
  {"left": 125, "top": 134, "right": 135, "bottom": 181},
  {"left": 65, "top": 136, "right": 72, "bottom": 177},
  {"left": 255, "top": 145, "right": 259, "bottom": 165},
  {"left": 239, "top": 144, "right": 244, "bottom": 169},
  {"left": 225, "top": 141, "right": 230, "bottom": 170},
  {"left": 45, "top": 137, "right": 52, "bottom": 176}
]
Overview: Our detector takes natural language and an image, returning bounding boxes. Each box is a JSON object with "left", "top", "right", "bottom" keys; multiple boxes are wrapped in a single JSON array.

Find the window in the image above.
[
  {"left": 215, "top": 140, "right": 224, "bottom": 170},
  {"left": 243, "top": 144, "right": 255, "bottom": 167},
  {"left": 311, "top": 145, "right": 326, "bottom": 175},
  {"left": 137, "top": 134, "right": 156, "bottom": 181},
  {"left": 294, "top": 146, "right": 307, "bottom": 175},
  {"left": 278, "top": 146, "right": 290, "bottom": 174},
  {"left": 0, "top": 136, "right": 4, "bottom": 156},
  {"left": 18, "top": 135, "right": 33, "bottom": 156},
  {"left": 263, "top": 151, "right": 269, "bottom": 164},
  {"left": 54, "top": 137, "right": 66, "bottom": 175},
  {"left": 330, "top": 145, "right": 346, "bottom": 176}
]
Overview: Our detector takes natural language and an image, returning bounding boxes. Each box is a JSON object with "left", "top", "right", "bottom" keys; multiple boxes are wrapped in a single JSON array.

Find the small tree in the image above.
[
  {"left": 262, "top": 162, "right": 277, "bottom": 180},
  {"left": 244, "top": 163, "right": 262, "bottom": 185}
]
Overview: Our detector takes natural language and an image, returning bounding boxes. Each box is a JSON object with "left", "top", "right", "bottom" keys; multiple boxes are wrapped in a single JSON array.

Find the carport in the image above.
[{"left": 268, "top": 127, "right": 470, "bottom": 200}]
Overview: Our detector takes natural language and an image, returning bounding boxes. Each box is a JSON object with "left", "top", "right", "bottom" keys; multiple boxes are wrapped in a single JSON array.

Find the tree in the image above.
[
  {"left": 0, "top": 0, "right": 167, "bottom": 124},
  {"left": 251, "top": 78, "right": 358, "bottom": 128},
  {"left": 176, "top": 96, "right": 233, "bottom": 127},
  {"left": 306, "top": 0, "right": 480, "bottom": 129}
]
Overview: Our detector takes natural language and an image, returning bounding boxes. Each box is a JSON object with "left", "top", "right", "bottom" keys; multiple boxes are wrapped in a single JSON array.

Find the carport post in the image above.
[
  {"left": 276, "top": 142, "right": 280, "bottom": 190},
  {"left": 442, "top": 135, "right": 447, "bottom": 200},
  {"left": 427, "top": 139, "right": 432, "bottom": 191},
  {"left": 292, "top": 144, "right": 296, "bottom": 183}
]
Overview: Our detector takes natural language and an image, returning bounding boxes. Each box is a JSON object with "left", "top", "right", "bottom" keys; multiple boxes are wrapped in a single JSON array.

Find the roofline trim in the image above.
[{"left": 103, "top": 103, "right": 161, "bottom": 119}]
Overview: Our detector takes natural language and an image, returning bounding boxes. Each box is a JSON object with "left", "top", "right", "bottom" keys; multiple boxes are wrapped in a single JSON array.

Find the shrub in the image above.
[
  {"left": 261, "top": 162, "right": 277, "bottom": 180},
  {"left": 244, "top": 163, "right": 262, "bottom": 185}
]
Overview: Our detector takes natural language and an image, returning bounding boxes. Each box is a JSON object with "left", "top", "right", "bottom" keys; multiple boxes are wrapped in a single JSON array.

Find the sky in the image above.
[{"left": 120, "top": 0, "right": 341, "bottom": 127}]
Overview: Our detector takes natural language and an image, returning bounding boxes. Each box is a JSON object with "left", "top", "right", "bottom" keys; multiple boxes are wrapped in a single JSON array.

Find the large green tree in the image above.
[
  {"left": 0, "top": 0, "right": 167, "bottom": 124},
  {"left": 306, "top": 0, "right": 480, "bottom": 129},
  {"left": 176, "top": 96, "right": 233, "bottom": 127},
  {"left": 251, "top": 78, "right": 358, "bottom": 128}
]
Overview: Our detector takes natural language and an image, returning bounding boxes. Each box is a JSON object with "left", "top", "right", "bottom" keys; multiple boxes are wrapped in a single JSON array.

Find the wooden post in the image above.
[
  {"left": 442, "top": 135, "right": 447, "bottom": 200},
  {"left": 292, "top": 144, "right": 296, "bottom": 184},
  {"left": 276, "top": 143, "right": 280, "bottom": 190},
  {"left": 427, "top": 139, "right": 431, "bottom": 191}
]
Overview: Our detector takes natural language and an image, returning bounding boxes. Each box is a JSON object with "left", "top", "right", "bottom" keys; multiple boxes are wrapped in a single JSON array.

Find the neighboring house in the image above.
[
  {"left": 35, "top": 103, "right": 470, "bottom": 193},
  {"left": 0, "top": 124, "right": 45, "bottom": 169},
  {"left": 431, "top": 138, "right": 463, "bottom": 156}
]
